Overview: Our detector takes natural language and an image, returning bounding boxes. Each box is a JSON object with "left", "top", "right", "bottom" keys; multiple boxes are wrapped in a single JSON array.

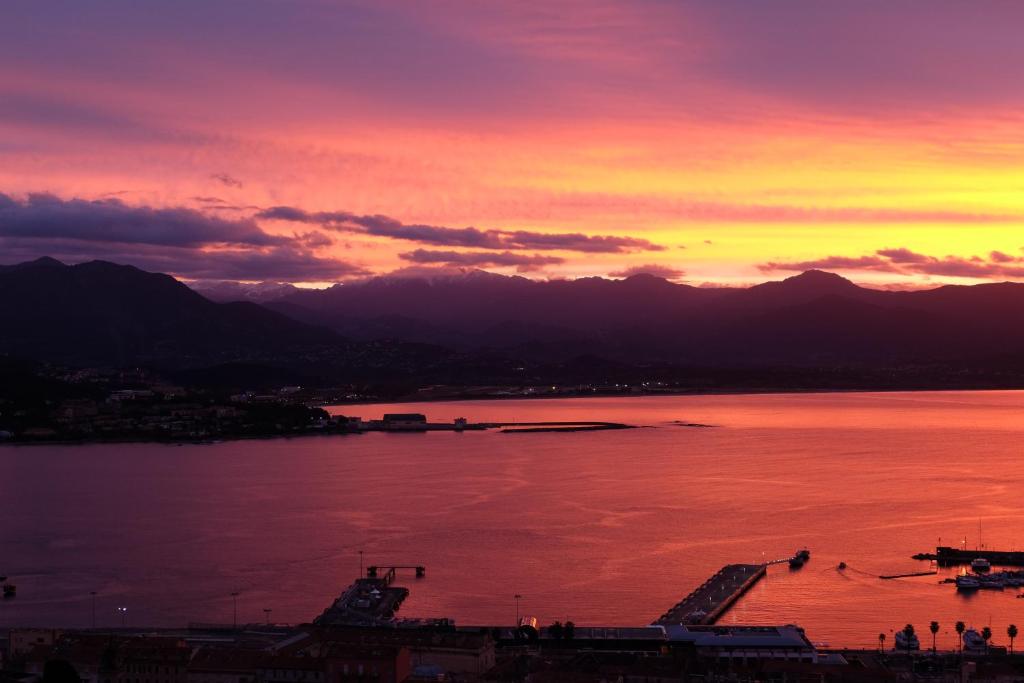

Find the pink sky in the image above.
[{"left": 2, "top": 1, "right": 1024, "bottom": 286}]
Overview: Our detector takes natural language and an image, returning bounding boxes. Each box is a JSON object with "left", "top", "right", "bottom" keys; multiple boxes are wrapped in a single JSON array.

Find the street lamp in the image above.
[
  {"left": 90, "top": 592, "right": 97, "bottom": 629},
  {"left": 263, "top": 608, "right": 272, "bottom": 625},
  {"left": 117, "top": 606, "right": 127, "bottom": 627},
  {"left": 514, "top": 594, "right": 522, "bottom": 626},
  {"left": 230, "top": 592, "right": 240, "bottom": 629},
  {"left": 359, "top": 550, "right": 364, "bottom": 578}
]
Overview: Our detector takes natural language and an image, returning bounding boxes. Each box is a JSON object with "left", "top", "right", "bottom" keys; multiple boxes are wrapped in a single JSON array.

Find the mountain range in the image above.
[
  {"left": 7, "top": 257, "right": 1024, "bottom": 391},
  {"left": 201, "top": 267, "right": 1024, "bottom": 369},
  {"left": 0, "top": 258, "right": 458, "bottom": 386}
]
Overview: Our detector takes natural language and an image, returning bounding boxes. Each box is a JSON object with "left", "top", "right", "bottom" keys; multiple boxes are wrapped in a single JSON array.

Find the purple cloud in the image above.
[
  {"left": 399, "top": 249, "right": 563, "bottom": 272},
  {"left": 609, "top": 264, "right": 685, "bottom": 280},
  {"left": 211, "top": 173, "right": 243, "bottom": 188},
  {"left": 876, "top": 247, "right": 931, "bottom": 264},
  {"left": 758, "top": 255, "right": 897, "bottom": 273},
  {"left": 0, "top": 192, "right": 279, "bottom": 247},
  {"left": 760, "top": 246, "right": 1024, "bottom": 281},
  {"left": 257, "top": 205, "right": 663, "bottom": 253},
  {"left": 0, "top": 192, "right": 363, "bottom": 281},
  {"left": 0, "top": 237, "right": 366, "bottom": 282}
]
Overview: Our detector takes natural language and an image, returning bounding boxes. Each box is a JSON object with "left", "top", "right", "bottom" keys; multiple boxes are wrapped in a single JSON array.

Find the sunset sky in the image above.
[{"left": 3, "top": 1, "right": 1024, "bottom": 287}]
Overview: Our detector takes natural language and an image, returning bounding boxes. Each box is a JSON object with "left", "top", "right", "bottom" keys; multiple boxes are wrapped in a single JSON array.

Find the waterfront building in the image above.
[
  {"left": 275, "top": 626, "right": 494, "bottom": 680},
  {"left": 381, "top": 414, "right": 428, "bottom": 431},
  {"left": 663, "top": 624, "right": 817, "bottom": 663}
]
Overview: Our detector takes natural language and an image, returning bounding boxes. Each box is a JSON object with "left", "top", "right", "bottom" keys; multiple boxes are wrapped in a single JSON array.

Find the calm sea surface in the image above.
[{"left": 2, "top": 391, "right": 1023, "bottom": 648}]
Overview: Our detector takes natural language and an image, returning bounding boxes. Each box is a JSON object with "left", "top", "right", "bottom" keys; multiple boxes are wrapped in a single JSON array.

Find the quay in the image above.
[
  {"left": 654, "top": 549, "right": 809, "bottom": 626},
  {"left": 922, "top": 546, "right": 1024, "bottom": 567},
  {"left": 313, "top": 565, "right": 424, "bottom": 626},
  {"left": 654, "top": 564, "right": 767, "bottom": 626}
]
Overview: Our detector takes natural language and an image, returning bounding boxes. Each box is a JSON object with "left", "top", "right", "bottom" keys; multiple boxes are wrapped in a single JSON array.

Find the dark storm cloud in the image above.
[
  {"left": 399, "top": 249, "right": 564, "bottom": 272},
  {"left": 0, "top": 192, "right": 280, "bottom": 247},
  {"left": 256, "top": 205, "right": 664, "bottom": 253}
]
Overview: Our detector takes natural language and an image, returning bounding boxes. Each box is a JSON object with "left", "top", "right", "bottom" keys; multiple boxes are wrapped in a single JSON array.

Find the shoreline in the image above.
[
  {"left": 6, "top": 385, "right": 1023, "bottom": 446},
  {"left": 329, "top": 383, "right": 1024, "bottom": 409}
]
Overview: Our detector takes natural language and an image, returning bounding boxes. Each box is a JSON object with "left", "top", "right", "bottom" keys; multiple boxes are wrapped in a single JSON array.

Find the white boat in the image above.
[
  {"left": 963, "top": 629, "right": 987, "bottom": 654},
  {"left": 956, "top": 575, "right": 981, "bottom": 590},
  {"left": 895, "top": 630, "right": 921, "bottom": 651},
  {"left": 971, "top": 558, "right": 992, "bottom": 573}
]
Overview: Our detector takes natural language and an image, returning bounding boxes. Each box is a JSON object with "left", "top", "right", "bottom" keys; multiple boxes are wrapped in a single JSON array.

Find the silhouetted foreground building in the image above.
[
  {"left": 6, "top": 624, "right": 1024, "bottom": 682},
  {"left": 273, "top": 626, "right": 494, "bottom": 679},
  {"left": 2, "top": 632, "right": 412, "bottom": 683}
]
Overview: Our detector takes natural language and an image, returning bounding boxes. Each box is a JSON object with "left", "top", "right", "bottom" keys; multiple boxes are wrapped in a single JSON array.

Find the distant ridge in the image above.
[
  {"left": 0, "top": 258, "right": 340, "bottom": 367},
  {"left": 232, "top": 265, "right": 1024, "bottom": 367},
  {"left": 6, "top": 258, "right": 1024, "bottom": 389}
]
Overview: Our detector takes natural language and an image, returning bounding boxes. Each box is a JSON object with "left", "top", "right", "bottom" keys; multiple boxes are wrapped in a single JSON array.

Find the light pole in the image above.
[
  {"left": 263, "top": 608, "right": 272, "bottom": 625},
  {"left": 514, "top": 594, "right": 522, "bottom": 626},
  {"left": 231, "top": 592, "right": 240, "bottom": 629},
  {"left": 359, "top": 550, "right": 364, "bottom": 578},
  {"left": 90, "top": 592, "right": 97, "bottom": 629},
  {"left": 117, "top": 606, "right": 127, "bottom": 627}
]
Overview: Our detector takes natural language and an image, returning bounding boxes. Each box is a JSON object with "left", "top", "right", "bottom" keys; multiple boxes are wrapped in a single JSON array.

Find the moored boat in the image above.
[
  {"left": 956, "top": 575, "right": 981, "bottom": 591},
  {"left": 971, "top": 558, "right": 992, "bottom": 573}
]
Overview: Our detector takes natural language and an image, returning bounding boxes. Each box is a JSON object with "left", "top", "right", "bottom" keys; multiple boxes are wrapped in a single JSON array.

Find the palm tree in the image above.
[
  {"left": 564, "top": 621, "right": 575, "bottom": 641},
  {"left": 956, "top": 621, "right": 966, "bottom": 654},
  {"left": 1008, "top": 624, "right": 1018, "bottom": 655},
  {"left": 879, "top": 633, "right": 886, "bottom": 653},
  {"left": 930, "top": 621, "right": 940, "bottom": 654},
  {"left": 982, "top": 626, "right": 992, "bottom": 654},
  {"left": 903, "top": 624, "right": 916, "bottom": 654},
  {"left": 548, "top": 621, "right": 564, "bottom": 640}
]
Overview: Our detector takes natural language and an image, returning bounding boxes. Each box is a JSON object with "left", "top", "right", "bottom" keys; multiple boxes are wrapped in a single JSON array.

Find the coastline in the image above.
[{"left": 328, "top": 383, "right": 1024, "bottom": 408}]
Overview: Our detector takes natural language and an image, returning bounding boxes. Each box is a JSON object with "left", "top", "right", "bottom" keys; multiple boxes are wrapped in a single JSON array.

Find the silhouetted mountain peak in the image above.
[
  {"left": 0, "top": 257, "right": 339, "bottom": 367},
  {"left": 0, "top": 256, "right": 67, "bottom": 271},
  {"left": 781, "top": 270, "right": 857, "bottom": 290},
  {"left": 28, "top": 256, "right": 66, "bottom": 268}
]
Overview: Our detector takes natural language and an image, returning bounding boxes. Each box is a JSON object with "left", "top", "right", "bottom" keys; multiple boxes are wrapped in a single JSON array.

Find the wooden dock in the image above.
[{"left": 654, "top": 563, "right": 767, "bottom": 626}]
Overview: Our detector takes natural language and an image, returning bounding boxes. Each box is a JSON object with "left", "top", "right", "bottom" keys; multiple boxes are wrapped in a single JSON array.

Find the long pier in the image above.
[{"left": 654, "top": 564, "right": 767, "bottom": 626}]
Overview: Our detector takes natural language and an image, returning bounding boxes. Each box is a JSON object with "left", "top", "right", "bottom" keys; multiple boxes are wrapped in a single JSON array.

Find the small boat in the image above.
[
  {"left": 789, "top": 556, "right": 805, "bottom": 569},
  {"left": 963, "top": 629, "right": 987, "bottom": 654},
  {"left": 837, "top": 562, "right": 847, "bottom": 570},
  {"left": 978, "top": 576, "right": 1005, "bottom": 590},
  {"left": 895, "top": 630, "right": 921, "bottom": 651},
  {"left": 971, "top": 558, "right": 992, "bottom": 573},
  {"left": 2, "top": 583, "right": 15, "bottom": 598},
  {"left": 797, "top": 548, "right": 811, "bottom": 560},
  {"left": 956, "top": 575, "right": 981, "bottom": 590}
]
